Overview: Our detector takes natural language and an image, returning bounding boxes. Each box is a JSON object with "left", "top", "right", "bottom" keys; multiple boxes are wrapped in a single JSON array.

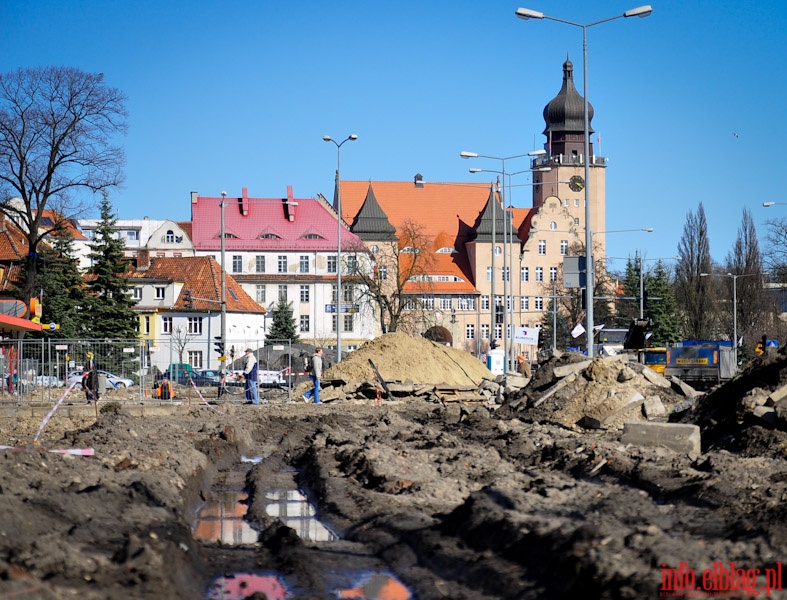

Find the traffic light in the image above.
[
  {"left": 643, "top": 288, "right": 649, "bottom": 308},
  {"left": 183, "top": 290, "right": 193, "bottom": 309},
  {"left": 214, "top": 336, "right": 224, "bottom": 357}
]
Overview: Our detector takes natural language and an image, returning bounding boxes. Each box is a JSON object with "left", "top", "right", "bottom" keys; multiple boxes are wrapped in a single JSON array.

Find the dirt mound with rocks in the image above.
[{"left": 325, "top": 332, "right": 494, "bottom": 387}]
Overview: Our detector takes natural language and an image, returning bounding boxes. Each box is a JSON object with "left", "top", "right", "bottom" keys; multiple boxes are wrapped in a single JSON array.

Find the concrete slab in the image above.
[{"left": 621, "top": 421, "right": 701, "bottom": 457}]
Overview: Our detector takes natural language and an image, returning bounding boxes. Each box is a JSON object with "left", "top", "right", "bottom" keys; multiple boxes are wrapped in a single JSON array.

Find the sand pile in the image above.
[{"left": 326, "top": 332, "right": 494, "bottom": 387}]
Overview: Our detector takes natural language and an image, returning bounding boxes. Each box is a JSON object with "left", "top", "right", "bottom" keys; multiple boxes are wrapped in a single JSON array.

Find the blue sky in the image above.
[{"left": 3, "top": 1, "right": 786, "bottom": 268}]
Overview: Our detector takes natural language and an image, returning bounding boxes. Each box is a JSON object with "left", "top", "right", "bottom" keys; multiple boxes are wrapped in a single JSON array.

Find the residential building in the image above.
[
  {"left": 126, "top": 253, "right": 265, "bottom": 373},
  {"left": 189, "top": 186, "right": 377, "bottom": 352}
]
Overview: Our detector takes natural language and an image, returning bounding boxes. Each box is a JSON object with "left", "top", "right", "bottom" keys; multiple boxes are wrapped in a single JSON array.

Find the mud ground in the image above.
[{"left": 2, "top": 336, "right": 787, "bottom": 599}]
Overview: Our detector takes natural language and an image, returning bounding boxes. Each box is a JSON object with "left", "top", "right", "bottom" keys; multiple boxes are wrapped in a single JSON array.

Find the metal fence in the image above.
[{"left": 0, "top": 337, "right": 305, "bottom": 406}]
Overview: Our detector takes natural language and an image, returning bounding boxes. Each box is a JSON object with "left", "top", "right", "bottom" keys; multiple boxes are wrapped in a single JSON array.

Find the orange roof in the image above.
[
  {"left": 339, "top": 181, "right": 497, "bottom": 294},
  {"left": 126, "top": 256, "right": 264, "bottom": 314}
]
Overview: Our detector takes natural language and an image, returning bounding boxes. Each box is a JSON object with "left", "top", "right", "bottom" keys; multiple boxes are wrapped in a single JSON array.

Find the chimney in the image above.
[
  {"left": 240, "top": 187, "right": 249, "bottom": 216},
  {"left": 414, "top": 173, "right": 424, "bottom": 188},
  {"left": 285, "top": 185, "right": 297, "bottom": 222},
  {"left": 191, "top": 191, "right": 198, "bottom": 204},
  {"left": 136, "top": 249, "right": 150, "bottom": 270}
]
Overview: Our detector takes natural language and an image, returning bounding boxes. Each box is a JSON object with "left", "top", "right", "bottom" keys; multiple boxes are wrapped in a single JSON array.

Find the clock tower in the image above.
[{"left": 531, "top": 57, "right": 606, "bottom": 251}]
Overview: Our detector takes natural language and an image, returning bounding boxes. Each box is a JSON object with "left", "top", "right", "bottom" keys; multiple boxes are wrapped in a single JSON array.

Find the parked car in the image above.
[
  {"left": 191, "top": 369, "right": 221, "bottom": 386},
  {"left": 66, "top": 370, "right": 134, "bottom": 389}
]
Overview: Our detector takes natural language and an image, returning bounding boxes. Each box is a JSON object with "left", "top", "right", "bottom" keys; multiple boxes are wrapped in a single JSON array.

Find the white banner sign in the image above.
[
  {"left": 514, "top": 326, "right": 540, "bottom": 346},
  {"left": 571, "top": 323, "right": 586, "bottom": 338}
]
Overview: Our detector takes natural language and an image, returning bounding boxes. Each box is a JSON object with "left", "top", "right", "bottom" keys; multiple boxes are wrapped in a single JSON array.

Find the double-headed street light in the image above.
[
  {"left": 462, "top": 149, "right": 547, "bottom": 371},
  {"left": 700, "top": 271, "right": 763, "bottom": 369},
  {"left": 220, "top": 191, "right": 227, "bottom": 375},
  {"left": 323, "top": 134, "right": 358, "bottom": 362},
  {"left": 516, "top": 5, "right": 652, "bottom": 357}
]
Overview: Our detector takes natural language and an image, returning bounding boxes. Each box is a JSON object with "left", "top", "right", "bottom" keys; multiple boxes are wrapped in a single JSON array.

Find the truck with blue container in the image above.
[{"left": 663, "top": 341, "right": 735, "bottom": 388}]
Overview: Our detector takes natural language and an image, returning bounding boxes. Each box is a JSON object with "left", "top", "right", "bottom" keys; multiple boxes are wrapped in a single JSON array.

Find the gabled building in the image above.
[
  {"left": 126, "top": 253, "right": 265, "bottom": 373},
  {"left": 190, "top": 186, "right": 377, "bottom": 352}
]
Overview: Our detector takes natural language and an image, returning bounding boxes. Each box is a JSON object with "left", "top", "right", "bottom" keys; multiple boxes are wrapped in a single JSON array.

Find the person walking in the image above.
[
  {"left": 303, "top": 347, "right": 323, "bottom": 404},
  {"left": 82, "top": 352, "right": 99, "bottom": 403},
  {"left": 243, "top": 348, "right": 260, "bottom": 405}
]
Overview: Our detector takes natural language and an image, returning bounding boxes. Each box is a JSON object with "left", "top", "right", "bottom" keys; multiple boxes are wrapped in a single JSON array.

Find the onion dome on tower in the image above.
[{"left": 542, "top": 57, "right": 595, "bottom": 159}]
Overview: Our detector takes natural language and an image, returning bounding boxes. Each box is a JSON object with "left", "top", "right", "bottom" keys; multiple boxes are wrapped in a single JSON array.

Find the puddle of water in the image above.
[
  {"left": 264, "top": 488, "right": 338, "bottom": 542},
  {"left": 193, "top": 490, "right": 259, "bottom": 546}
]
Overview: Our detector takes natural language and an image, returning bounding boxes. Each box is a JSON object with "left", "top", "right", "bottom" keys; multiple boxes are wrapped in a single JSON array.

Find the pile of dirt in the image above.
[{"left": 324, "top": 332, "right": 494, "bottom": 387}]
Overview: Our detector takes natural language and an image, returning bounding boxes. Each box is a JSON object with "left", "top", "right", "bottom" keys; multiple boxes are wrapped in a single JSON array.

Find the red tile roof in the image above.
[
  {"left": 126, "top": 256, "right": 264, "bottom": 314},
  {"left": 190, "top": 187, "right": 363, "bottom": 252}
]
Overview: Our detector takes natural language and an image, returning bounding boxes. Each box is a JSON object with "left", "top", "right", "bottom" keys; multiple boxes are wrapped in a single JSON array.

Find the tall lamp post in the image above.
[
  {"left": 323, "top": 134, "right": 358, "bottom": 362},
  {"left": 220, "top": 191, "right": 227, "bottom": 375},
  {"left": 516, "top": 5, "right": 652, "bottom": 358},
  {"left": 461, "top": 149, "right": 547, "bottom": 370},
  {"left": 700, "top": 272, "right": 762, "bottom": 369}
]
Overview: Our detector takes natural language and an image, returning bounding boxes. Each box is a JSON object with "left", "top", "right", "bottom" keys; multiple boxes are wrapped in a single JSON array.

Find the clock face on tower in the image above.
[{"left": 569, "top": 175, "right": 585, "bottom": 192}]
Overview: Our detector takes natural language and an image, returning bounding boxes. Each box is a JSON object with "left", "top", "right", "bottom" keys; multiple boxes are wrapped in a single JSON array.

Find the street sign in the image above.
[{"left": 272, "top": 345, "right": 285, "bottom": 350}]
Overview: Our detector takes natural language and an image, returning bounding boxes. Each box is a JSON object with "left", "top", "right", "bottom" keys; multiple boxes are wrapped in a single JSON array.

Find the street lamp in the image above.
[
  {"left": 516, "top": 5, "right": 652, "bottom": 358},
  {"left": 323, "top": 133, "right": 358, "bottom": 362},
  {"left": 700, "top": 271, "right": 763, "bottom": 369},
  {"left": 462, "top": 149, "right": 547, "bottom": 370},
  {"left": 763, "top": 202, "right": 787, "bottom": 207},
  {"left": 220, "top": 191, "right": 227, "bottom": 375}
]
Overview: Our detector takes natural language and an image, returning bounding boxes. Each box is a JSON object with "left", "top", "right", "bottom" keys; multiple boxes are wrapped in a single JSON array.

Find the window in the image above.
[
  {"left": 521, "top": 267, "right": 529, "bottom": 282},
  {"left": 574, "top": 217, "right": 580, "bottom": 225},
  {"left": 188, "top": 351, "right": 203, "bottom": 369},
  {"left": 506, "top": 295, "right": 513, "bottom": 310},
  {"left": 299, "top": 255, "right": 309, "bottom": 273},
  {"left": 300, "top": 315, "right": 310, "bottom": 332},
  {"left": 481, "top": 295, "right": 490, "bottom": 310},
  {"left": 575, "top": 199, "right": 580, "bottom": 207},
  {"left": 277, "top": 255, "right": 287, "bottom": 273},
  {"left": 343, "top": 314, "right": 354, "bottom": 333},
  {"left": 549, "top": 222, "right": 557, "bottom": 231},
  {"left": 370, "top": 245, "right": 379, "bottom": 254},
  {"left": 536, "top": 267, "right": 543, "bottom": 282},
  {"left": 343, "top": 285, "right": 354, "bottom": 303},
  {"left": 331, "top": 285, "right": 338, "bottom": 303},
  {"left": 155, "top": 287, "right": 165, "bottom": 300},
  {"left": 564, "top": 198, "right": 569, "bottom": 207},
  {"left": 127, "top": 230, "right": 139, "bottom": 241},
  {"left": 503, "top": 267, "right": 509, "bottom": 282},
  {"left": 255, "top": 285, "right": 266, "bottom": 304},
  {"left": 164, "top": 230, "right": 174, "bottom": 243},
  {"left": 278, "top": 285, "right": 287, "bottom": 301},
  {"left": 143, "top": 315, "right": 150, "bottom": 335},
  {"left": 457, "top": 296, "right": 476, "bottom": 311},
  {"left": 439, "top": 297, "right": 452, "bottom": 311},
  {"left": 538, "top": 240, "right": 546, "bottom": 255},
  {"left": 521, "top": 296, "right": 529, "bottom": 311},
  {"left": 300, "top": 285, "right": 309, "bottom": 303},
  {"left": 466, "top": 324, "right": 475, "bottom": 340},
  {"left": 379, "top": 265, "right": 387, "bottom": 281},
  {"left": 232, "top": 255, "right": 242, "bottom": 273},
  {"left": 494, "top": 324, "right": 502, "bottom": 339},
  {"left": 346, "top": 255, "right": 358, "bottom": 274},
  {"left": 162, "top": 316, "right": 172, "bottom": 334},
  {"left": 327, "top": 256, "right": 337, "bottom": 274},
  {"left": 188, "top": 317, "right": 203, "bottom": 334},
  {"left": 561, "top": 240, "right": 568, "bottom": 255},
  {"left": 132, "top": 287, "right": 142, "bottom": 300},
  {"left": 255, "top": 255, "right": 265, "bottom": 273},
  {"left": 331, "top": 315, "right": 338, "bottom": 333},
  {"left": 486, "top": 267, "right": 492, "bottom": 282},
  {"left": 550, "top": 267, "right": 557, "bottom": 282},
  {"left": 535, "top": 296, "right": 544, "bottom": 311},
  {"left": 481, "top": 324, "right": 490, "bottom": 340},
  {"left": 494, "top": 246, "right": 502, "bottom": 256}
]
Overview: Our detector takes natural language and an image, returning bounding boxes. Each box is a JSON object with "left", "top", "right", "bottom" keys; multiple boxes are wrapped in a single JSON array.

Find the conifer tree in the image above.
[
  {"left": 645, "top": 261, "right": 682, "bottom": 345},
  {"left": 266, "top": 298, "right": 300, "bottom": 343},
  {"left": 84, "top": 193, "right": 138, "bottom": 339},
  {"left": 37, "top": 228, "right": 88, "bottom": 338}
]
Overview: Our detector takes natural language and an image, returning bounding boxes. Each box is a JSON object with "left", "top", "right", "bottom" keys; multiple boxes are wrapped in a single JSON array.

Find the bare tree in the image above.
[
  {"left": 763, "top": 215, "right": 787, "bottom": 282},
  {"left": 724, "top": 208, "right": 772, "bottom": 357},
  {"left": 171, "top": 326, "right": 198, "bottom": 364},
  {"left": 0, "top": 66, "right": 128, "bottom": 301},
  {"left": 674, "top": 203, "right": 716, "bottom": 339},
  {"left": 345, "top": 219, "right": 436, "bottom": 334}
]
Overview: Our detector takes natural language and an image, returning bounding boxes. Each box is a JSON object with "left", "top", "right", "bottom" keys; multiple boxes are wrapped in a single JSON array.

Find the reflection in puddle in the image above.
[
  {"left": 265, "top": 489, "right": 338, "bottom": 541},
  {"left": 206, "top": 572, "right": 290, "bottom": 600},
  {"left": 336, "top": 572, "right": 414, "bottom": 600},
  {"left": 193, "top": 490, "right": 259, "bottom": 546}
]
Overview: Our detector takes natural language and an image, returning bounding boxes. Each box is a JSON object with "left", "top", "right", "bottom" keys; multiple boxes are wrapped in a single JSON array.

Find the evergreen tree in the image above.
[
  {"left": 37, "top": 228, "right": 88, "bottom": 338},
  {"left": 266, "top": 298, "right": 300, "bottom": 343},
  {"left": 84, "top": 193, "right": 138, "bottom": 339},
  {"left": 645, "top": 261, "right": 682, "bottom": 345}
]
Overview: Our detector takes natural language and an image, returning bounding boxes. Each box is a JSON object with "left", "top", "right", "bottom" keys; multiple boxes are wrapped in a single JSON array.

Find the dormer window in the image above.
[
  {"left": 302, "top": 233, "right": 323, "bottom": 240},
  {"left": 436, "top": 247, "right": 456, "bottom": 254},
  {"left": 260, "top": 233, "right": 281, "bottom": 239},
  {"left": 164, "top": 230, "right": 175, "bottom": 243}
]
